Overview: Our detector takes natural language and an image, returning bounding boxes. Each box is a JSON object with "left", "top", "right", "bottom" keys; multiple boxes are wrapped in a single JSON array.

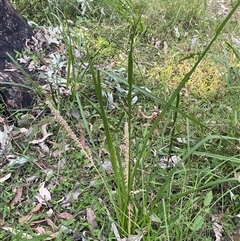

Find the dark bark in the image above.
[
  {"left": 0, "top": 0, "right": 35, "bottom": 111},
  {"left": 0, "top": 0, "right": 33, "bottom": 65}
]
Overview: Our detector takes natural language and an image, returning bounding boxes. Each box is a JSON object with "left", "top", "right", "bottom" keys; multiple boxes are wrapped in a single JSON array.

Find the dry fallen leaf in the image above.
[
  {"left": 19, "top": 213, "right": 33, "bottom": 224},
  {"left": 35, "top": 226, "right": 46, "bottom": 234},
  {"left": 29, "top": 123, "right": 53, "bottom": 153},
  {"left": 0, "top": 173, "right": 11, "bottom": 183},
  {"left": 0, "top": 117, "right": 5, "bottom": 123},
  {"left": 86, "top": 207, "right": 98, "bottom": 232},
  {"left": 61, "top": 183, "right": 81, "bottom": 205},
  {"left": 138, "top": 106, "right": 160, "bottom": 120},
  {"left": 150, "top": 214, "right": 160, "bottom": 223},
  {"left": 31, "top": 202, "right": 43, "bottom": 213},
  {"left": 19, "top": 203, "right": 42, "bottom": 223},
  {"left": 212, "top": 222, "right": 223, "bottom": 241},
  {"left": 111, "top": 220, "right": 121, "bottom": 241},
  {"left": 159, "top": 155, "right": 181, "bottom": 169},
  {"left": 46, "top": 218, "right": 58, "bottom": 230},
  {"left": 10, "top": 187, "right": 23, "bottom": 207},
  {"left": 29, "top": 133, "right": 52, "bottom": 144},
  {"left": 212, "top": 215, "right": 223, "bottom": 241},
  {"left": 29, "top": 219, "right": 47, "bottom": 225},
  {"left": 101, "top": 161, "right": 113, "bottom": 174},
  {"left": 163, "top": 41, "right": 168, "bottom": 54},
  {"left": 7, "top": 155, "right": 35, "bottom": 167},
  {"left": 47, "top": 208, "right": 54, "bottom": 217},
  {"left": 58, "top": 212, "right": 74, "bottom": 220},
  {"left": 35, "top": 184, "right": 51, "bottom": 203},
  {"left": 0, "top": 124, "right": 12, "bottom": 152}
]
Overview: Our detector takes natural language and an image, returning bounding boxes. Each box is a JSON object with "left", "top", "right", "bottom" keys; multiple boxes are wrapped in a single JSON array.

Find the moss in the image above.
[{"left": 146, "top": 57, "right": 226, "bottom": 98}]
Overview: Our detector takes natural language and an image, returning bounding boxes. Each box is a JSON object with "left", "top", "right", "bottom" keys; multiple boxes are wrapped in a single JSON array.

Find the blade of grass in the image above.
[{"left": 87, "top": 49, "right": 129, "bottom": 230}]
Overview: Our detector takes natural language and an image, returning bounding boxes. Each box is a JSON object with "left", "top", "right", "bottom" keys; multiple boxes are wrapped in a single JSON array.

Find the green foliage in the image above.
[
  {"left": 12, "top": 0, "right": 106, "bottom": 25},
  {"left": 83, "top": 1, "right": 240, "bottom": 237},
  {"left": 3, "top": 0, "right": 240, "bottom": 240}
]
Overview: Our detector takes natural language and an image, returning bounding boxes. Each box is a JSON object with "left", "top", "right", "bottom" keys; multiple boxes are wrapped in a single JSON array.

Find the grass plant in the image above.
[{"left": 1, "top": 0, "right": 240, "bottom": 240}]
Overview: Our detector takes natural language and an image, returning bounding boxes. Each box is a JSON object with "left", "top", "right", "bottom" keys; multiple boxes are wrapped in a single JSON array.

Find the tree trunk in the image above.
[{"left": 0, "top": 0, "right": 35, "bottom": 112}]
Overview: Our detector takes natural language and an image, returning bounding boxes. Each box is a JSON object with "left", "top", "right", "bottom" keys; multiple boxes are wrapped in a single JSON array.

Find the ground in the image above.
[{"left": 0, "top": 0, "right": 240, "bottom": 240}]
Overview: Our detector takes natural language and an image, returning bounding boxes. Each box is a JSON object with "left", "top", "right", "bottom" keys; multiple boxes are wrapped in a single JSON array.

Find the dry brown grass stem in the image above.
[
  {"left": 123, "top": 121, "right": 132, "bottom": 232},
  {"left": 45, "top": 100, "right": 93, "bottom": 163}
]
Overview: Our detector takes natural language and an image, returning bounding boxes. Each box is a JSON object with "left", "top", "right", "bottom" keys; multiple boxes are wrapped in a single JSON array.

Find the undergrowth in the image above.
[{"left": 1, "top": 0, "right": 240, "bottom": 240}]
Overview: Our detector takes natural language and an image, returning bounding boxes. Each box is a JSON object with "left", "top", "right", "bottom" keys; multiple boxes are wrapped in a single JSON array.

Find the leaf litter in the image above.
[
  {"left": 86, "top": 207, "right": 98, "bottom": 234},
  {"left": 35, "top": 183, "right": 51, "bottom": 204},
  {"left": 9, "top": 186, "right": 23, "bottom": 207},
  {"left": 0, "top": 16, "right": 150, "bottom": 240}
]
